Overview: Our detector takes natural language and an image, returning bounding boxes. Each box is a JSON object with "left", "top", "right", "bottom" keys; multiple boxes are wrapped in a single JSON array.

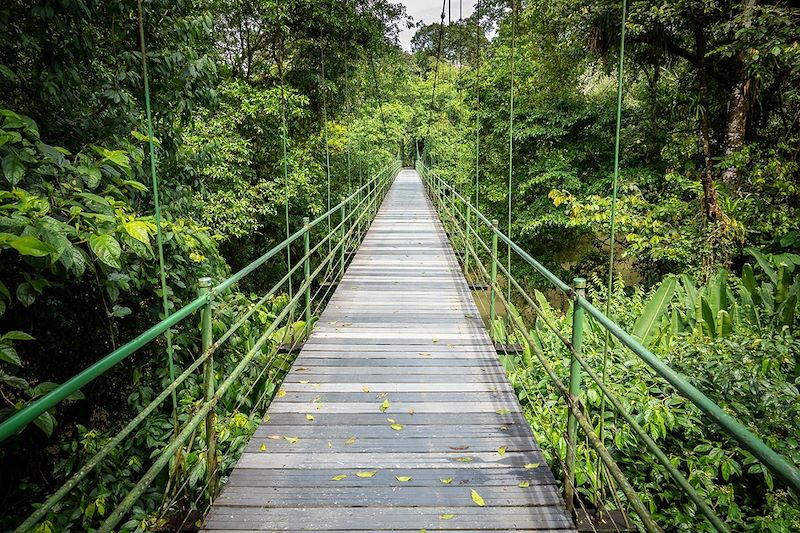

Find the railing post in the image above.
[
  {"left": 339, "top": 196, "right": 346, "bottom": 280},
  {"left": 564, "top": 277, "right": 586, "bottom": 514},
  {"left": 303, "top": 217, "right": 311, "bottom": 327},
  {"left": 198, "top": 277, "right": 217, "bottom": 500},
  {"left": 465, "top": 206, "right": 472, "bottom": 275},
  {"left": 490, "top": 219, "right": 499, "bottom": 326}
]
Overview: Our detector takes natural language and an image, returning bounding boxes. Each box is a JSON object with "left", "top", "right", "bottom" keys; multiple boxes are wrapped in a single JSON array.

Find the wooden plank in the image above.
[
  {"left": 202, "top": 170, "right": 574, "bottom": 532},
  {"left": 204, "top": 507, "right": 574, "bottom": 530}
]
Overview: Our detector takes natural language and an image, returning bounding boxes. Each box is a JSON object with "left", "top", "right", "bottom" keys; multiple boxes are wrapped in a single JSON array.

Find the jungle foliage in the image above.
[{"left": 0, "top": 0, "right": 799, "bottom": 530}]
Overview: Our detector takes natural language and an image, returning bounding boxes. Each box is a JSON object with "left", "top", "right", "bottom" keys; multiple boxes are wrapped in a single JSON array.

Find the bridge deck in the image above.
[{"left": 203, "top": 170, "right": 576, "bottom": 531}]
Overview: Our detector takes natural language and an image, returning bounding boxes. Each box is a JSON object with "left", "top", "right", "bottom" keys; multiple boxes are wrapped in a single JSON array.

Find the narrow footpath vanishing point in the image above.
[{"left": 203, "top": 169, "right": 576, "bottom": 531}]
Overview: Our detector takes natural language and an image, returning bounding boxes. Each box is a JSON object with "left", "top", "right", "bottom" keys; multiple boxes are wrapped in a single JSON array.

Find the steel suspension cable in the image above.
[
  {"left": 597, "top": 0, "right": 628, "bottom": 503},
  {"left": 506, "top": 0, "right": 517, "bottom": 303},
  {"left": 368, "top": 50, "right": 390, "bottom": 146},
  {"left": 276, "top": 4, "right": 293, "bottom": 314},
  {"left": 474, "top": 0, "right": 481, "bottom": 212},
  {"left": 425, "top": 0, "right": 448, "bottom": 144},
  {"left": 321, "top": 46, "right": 332, "bottom": 250},
  {"left": 136, "top": 0, "right": 177, "bottom": 420}
]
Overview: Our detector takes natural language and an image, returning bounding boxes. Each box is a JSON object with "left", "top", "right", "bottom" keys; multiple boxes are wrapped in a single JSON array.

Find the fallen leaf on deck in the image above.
[
  {"left": 331, "top": 474, "right": 347, "bottom": 481},
  {"left": 345, "top": 436, "right": 357, "bottom": 445},
  {"left": 259, "top": 443, "right": 267, "bottom": 452},
  {"left": 524, "top": 463, "right": 540, "bottom": 469},
  {"left": 277, "top": 389, "right": 286, "bottom": 397},
  {"left": 356, "top": 471, "right": 376, "bottom": 478},
  {"left": 390, "top": 423, "right": 404, "bottom": 431},
  {"left": 379, "top": 399, "right": 390, "bottom": 412},
  {"left": 395, "top": 475, "right": 412, "bottom": 482},
  {"left": 497, "top": 447, "right": 506, "bottom": 456},
  {"left": 471, "top": 489, "right": 485, "bottom": 507},
  {"left": 440, "top": 477, "right": 453, "bottom": 484},
  {"left": 362, "top": 385, "right": 370, "bottom": 393},
  {"left": 518, "top": 481, "right": 530, "bottom": 488},
  {"left": 299, "top": 380, "right": 309, "bottom": 384},
  {"left": 454, "top": 456, "right": 473, "bottom": 462},
  {"left": 439, "top": 514, "right": 455, "bottom": 520},
  {"left": 284, "top": 436, "right": 299, "bottom": 444},
  {"left": 495, "top": 408, "right": 511, "bottom": 415},
  {"left": 306, "top": 414, "right": 314, "bottom": 421}
]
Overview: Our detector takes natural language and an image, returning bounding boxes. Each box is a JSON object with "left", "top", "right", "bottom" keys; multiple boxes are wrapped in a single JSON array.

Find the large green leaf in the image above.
[
  {"left": 632, "top": 277, "right": 676, "bottom": 346},
  {"left": 747, "top": 247, "right": 778, "bottom": 284},
  {"left": 9, "top": 236, "right": 56, "bottom": 257},
  {"left": 716, "top": 310, "right": 733, "bottom": 337},
  {"left": 779, "top": 294, "right": 796, "bottom": 329},
  {"left": 89, "top": 234, "right": 122, "bottom": 269},
  {"left": 700, "top": 297, "right": 716, "bottom": 338},
  {"left": 0, "top": 342, "right": 21, "bottom": 365},
  {"left": 2, "top": 153, "right": 25, "bottom": 184}
]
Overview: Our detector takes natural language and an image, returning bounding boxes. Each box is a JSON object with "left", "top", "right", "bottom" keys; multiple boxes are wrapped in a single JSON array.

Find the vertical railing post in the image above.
[
  {"left": 490, "top": 219, "right": 499, "bottom": 326},
  {"left": 339, "top": 196, "right": 346, "bottom": 280},
  {"left": 564, "top": 276, "right": 586, "bottom": 514},
  {"left": 465, "top": 205, "right": 472, "bottom": 276},
  {"left": 303, "top": 217, "right": 311, "bottom": 327},
  {"left": 198, "top": 277, "right": 217, "bottom": 500}
]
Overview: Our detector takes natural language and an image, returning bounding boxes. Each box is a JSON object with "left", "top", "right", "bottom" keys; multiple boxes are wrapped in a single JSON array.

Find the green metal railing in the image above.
[
  {"left": 417, "top": 159, "right": 800, "bottom": 532},
  {"left": 2, "top": 160, "right": 401, "bottom": 532}
]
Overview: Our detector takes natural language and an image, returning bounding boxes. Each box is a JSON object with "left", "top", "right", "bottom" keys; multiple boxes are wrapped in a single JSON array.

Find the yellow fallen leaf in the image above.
[
  {"left": 439, "top": 514, "right": 455, "bottom": 520},
  {"left": 471, "top": 489, "right": 485, "bottom": 507},
  {"left": 432, "top": 338, "right": 439, "bottom": 343},
  {"left": 284, "top": 436, "right": 299, "bottom": 444},
  {"left": 356, "top": 471, "right": 376, "bottom": 478},
  {"left": 327, "top": 441, "right": 333, "bottom": 448},
  {"left": 299, "top": 380, "right": 309, "bottom": 384},
  {"left": 495, "top": 408, "right": 511, "bottom": 415},
  {"left": 395, "top": 475, "right": 412, "bottom": 482},
  {"left": 277, "top": 389, "right": 286, "bottom": 397},
  {"left": 518, "top": 481, "right": 530, "bottom": 488},
  {"left": 345, "top": 436, "right": 357, "bottom": 445},
  {"left": 390, "top": 423, "right": 404, "bottom": 431},
  {"left": 498, "top": 447, "right": 506, "bottom": 456},
  {"left": 259, "top": 443, "right": 267, "bottom": 452},
  {"left": 267, "top": 435, "right": 281, "bottom": 440},
  {"left": 524, "top": 463, "right": 540, "bottom": 469},
  {"left": 440, "top": 477, "right": 453, "bottom": 484},
  {"left": 362, "top": 385, "right": 370, "bottom": 393},
  {"left": 331, "top": 474, "right": 347, "bottom": 481},
  {"left": 386, "top": 418, "right": 396, "bottom": 423},
  {"left": 263, "top": 414, "right": 271, "bottom": 423},
  {"left": 306, "top": 414, "right": 314, "bottom": 421},
  {"left": 454, "top": 456, "right": 473, "bottom": 462},
  {"left": 379, "top": 399, "right": 390, "bottom": 412}
]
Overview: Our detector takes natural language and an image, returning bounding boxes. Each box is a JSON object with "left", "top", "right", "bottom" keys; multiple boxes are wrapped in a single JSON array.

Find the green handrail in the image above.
[
  {"left": 417, "top": 159, "right": 800, "bottom": 525},
  {"left": 0, "top": 161, "right": 400, "bottom": 444}
]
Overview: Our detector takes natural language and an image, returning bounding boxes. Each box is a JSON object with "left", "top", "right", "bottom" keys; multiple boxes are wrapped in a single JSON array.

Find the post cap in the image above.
[
  {"left": 198, "top": 277, "right": 213, "bottom": 288},
  {"left": 491, "top": 219, "right": 499, "bottom": 227},
  {"left": 573, "top": 277, "right": 587, "bottom": 289}
]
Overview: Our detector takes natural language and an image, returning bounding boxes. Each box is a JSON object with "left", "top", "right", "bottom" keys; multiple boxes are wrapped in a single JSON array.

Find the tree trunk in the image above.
[
  {"left": 696, "top": 26, "right": 723, "bottom": 222},
  {"left": 721, "top": 0, "right": 758, "bottom": 189}
]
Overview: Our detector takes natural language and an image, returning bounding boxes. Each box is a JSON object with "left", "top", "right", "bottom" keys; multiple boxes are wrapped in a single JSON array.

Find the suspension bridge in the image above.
[
  {"left": 1, "top": 159, "right": 799, "bottom": 532},
  {"left": 202, "top": 170, "right": 573, "bottom": 531}
]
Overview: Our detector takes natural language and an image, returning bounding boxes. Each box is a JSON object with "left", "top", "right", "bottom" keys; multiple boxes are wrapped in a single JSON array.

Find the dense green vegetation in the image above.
[{"left": 0, "top": 0, "right": 798, "bottom": 530}]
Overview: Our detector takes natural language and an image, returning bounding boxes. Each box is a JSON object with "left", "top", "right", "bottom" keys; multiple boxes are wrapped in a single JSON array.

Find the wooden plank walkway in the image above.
[{"left": 203, "top": 169, "right": 576, "bottom": 532}]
